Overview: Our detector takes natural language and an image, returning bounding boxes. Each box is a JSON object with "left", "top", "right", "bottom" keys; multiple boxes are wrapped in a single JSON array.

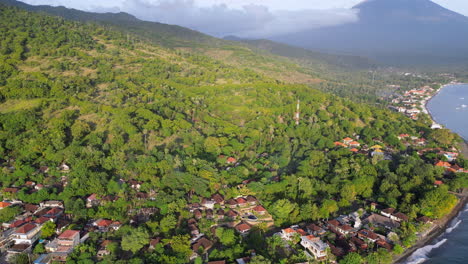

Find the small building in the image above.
[
  {"left": 235, "top": 222, "right": 251, "bottom": 235},
  {"left": 300, "top": 235, "right": 328, "bottom": 260},
  {"left": 252, "top": 205, "right": 267, "bottom": 215}
]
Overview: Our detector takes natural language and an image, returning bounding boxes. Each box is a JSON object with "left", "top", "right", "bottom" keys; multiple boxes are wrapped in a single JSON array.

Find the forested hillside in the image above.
[{"left": 1, "top": 5, "right": 467, "bottom": 264}]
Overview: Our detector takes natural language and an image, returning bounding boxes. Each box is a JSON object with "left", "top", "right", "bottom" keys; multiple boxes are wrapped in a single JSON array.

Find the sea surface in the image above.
[{"left": 404, "top": 83, "right": 468, "bottom": 264}]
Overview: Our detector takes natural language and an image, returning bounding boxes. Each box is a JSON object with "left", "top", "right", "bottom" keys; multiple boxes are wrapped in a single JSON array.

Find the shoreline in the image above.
[
  {"left": 394, "top": 187, "right": 468, "bottom": 264},
  {"left": 395, "top": 82, "right": 468, "bottom": 263}
]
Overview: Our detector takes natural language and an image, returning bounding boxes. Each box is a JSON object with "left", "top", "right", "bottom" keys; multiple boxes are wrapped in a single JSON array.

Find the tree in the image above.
[
  {"left": 41, "top": 221, "right": 56, "bottom": 239},
  {"left": 33, "top": 243, "right": 46, "bottom": 254},
  {"left": 216, "top": 227, "right": 236, "bottom": 246},
  {"left": 249, "top": 255, "right": 272, "bottom": 264},
  {"left": 121, "top": 227, "right": 149, "bottom": 254},
  {"left": 340, "top": 252, "right": 363, "bottom": 264},
  {"left": 12, "top": 253, "right": 29, "bottom": 264}
]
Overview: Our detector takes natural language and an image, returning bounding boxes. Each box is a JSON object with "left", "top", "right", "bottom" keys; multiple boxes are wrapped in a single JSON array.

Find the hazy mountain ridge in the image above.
[{"left": 271, "top": 0, "right": 468, "bottom": 65}]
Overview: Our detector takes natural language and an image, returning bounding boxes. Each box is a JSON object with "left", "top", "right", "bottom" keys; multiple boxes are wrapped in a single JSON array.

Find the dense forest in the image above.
[{"left": 1, "top": 4, "right": 468, "bottom": 264}]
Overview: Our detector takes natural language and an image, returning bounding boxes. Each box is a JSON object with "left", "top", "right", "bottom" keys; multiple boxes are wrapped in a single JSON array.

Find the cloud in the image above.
[{"left": 90, "top": 0, "right": 359, "bottom": 38}]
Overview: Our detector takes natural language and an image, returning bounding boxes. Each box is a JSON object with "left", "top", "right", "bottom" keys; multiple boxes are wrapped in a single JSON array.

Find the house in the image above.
[
  {"left": 206, "top": 209, "right": 214, "bottom": 220},
  {"left": 208, "top": 261, "right": 226, "bottom": 264},
  {"left": 363, "top": 213, "right": 400, "bottom": 230},
  {"left": 350, "top": 237, "right": 368, "bottom": 250},
  {"left": 217, "top": 209, "right": 225, "bottom": 220},
  {"left": 58, "top": 163, "right": 70, "bottom": 172},
  {"left": 49, "top": 230, "right": 80, "bottom": 262},
  {"left": 40, "top": 201, "right": 64, "bottom": 208},
  {"left": 252, "top": 205, "right": 267, "bottom": 215},
  {"left": 97, "top": 240, "right": 113, "bottom": 259},
  {"left": 417, "top": 216, "right": 433, "bottom": 224},
  {"left": 11, "top": 223, "right": 41, "bottom": 245},
  {"left": 343, "top": 137, "right": 353, "bottom": 145},
  {"left": 225, "top": 210, "right": 238, "bottom": 220},
  {"left": 86, "top": 194, "right": 99, "bottom": 208},
  {"left": 381, "top": 208, "right": 395, "bottom": 218},
  {"left": 334, "top": 142, "right": 347, "bottom": 147},
  {"left": 246, "top": 196, "right": 257, "bottom": 205},
  {"left": 211, "top": 194, "right": 225, "bottom": 205},
  {"left": 189, "top": 224, "right": 199, "bottom": 236},
  {"left": 236, "top": 197, "right": 247, "bottom": 207},
  {"left": 44, "top": 207, "right": 63, "bottom": 220},
  {"left": 376, "top": 240, "right": 393, "bottom": 251},
  {"left": 349, "top": 141, "right": 361, "bottom": 148},
  {"left": 435, "top": 161, "right": 451, "bottom": 168},
  {"left": 0, "top": 201, "right": 11, "bottom": 209},
  {"left": 93, "top": 219, "right": 114, "bottom": 231},
  {"left": 300, "top": 235, "right": 328, "bottom": 260},
  {"left": 357, "top": 229, "right": 379, "bottom": 243},
  {"left": 201, "top": 198, "right": 216, "bottom": 209},
  {"left": 192, "top": 237, "right": 213, "bottom": 253},
  {"left": 306, "top": 224, "right": 326, "bottom": 237},
  {"left": 226, "top": 157, "right": 237, "bottom": 164},
  {"left": 393, "top": 212, "right": 409, "bottom": 222},
  {"left": 35, "top": 184, "right": 44, "bottom": 190},
  {"left": 398, "top": 134, "right": 410, "bottom": 140},
  {"left": 281, "top": 228, "right": 298, "bottom": 241},
  {"left": 235, "top": 222, "right": 252, "bottom": 235},
  {"left": 226, "top": 199, "right": 238, "bottom": 209},
  {"left": 24, "top": 204, "right": 39, "bottom": 213},
  {"left": 33, "top": 254, "right": 52, "bottom": 264},
  {"left": 193, "top": 209, "right": 202, "bottom": 220},
  {"left": 149, "top": 237, "right": 161, "bottom": 250}
]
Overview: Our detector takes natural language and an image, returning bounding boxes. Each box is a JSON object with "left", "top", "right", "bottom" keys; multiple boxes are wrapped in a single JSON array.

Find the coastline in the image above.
[
  {"left": 394, "top": 187, "right": 468, "bottom": 264},
  {"left": 395, "top": 82, "right": 468, "bottom": 263}
]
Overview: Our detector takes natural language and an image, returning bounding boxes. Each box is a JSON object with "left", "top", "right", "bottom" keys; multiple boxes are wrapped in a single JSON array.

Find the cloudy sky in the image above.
[{"left": 21, "top": 0, "right": 468, "bottom": 37}]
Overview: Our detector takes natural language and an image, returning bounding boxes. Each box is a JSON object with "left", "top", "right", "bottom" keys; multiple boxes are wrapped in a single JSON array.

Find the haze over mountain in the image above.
[{"left": 270, "top": 0, "right": 468, "bottom": 65}]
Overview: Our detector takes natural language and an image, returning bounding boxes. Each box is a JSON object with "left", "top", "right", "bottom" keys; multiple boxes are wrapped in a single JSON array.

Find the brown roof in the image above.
[
  {"left": 253, "top": 205, "right": 266, "bottom": 212},
  {"left": 246, "top": 196, "right": 257, "bottom": 203},
  {"left": 393, "top": 212, "right": 409, "bottom": 221},
  {"left": 150, "top": 237, "right": 161, "bottom": 247},
  {"left": 35, "top": 217, "right": 51, "bottom": 224},
  {"left": 24, "top": 204, "right": 39, "bottom": 212},
  {"left": 328, "top": 219, "right": 340, "bottom": 227},
  {"left": 3, "top": 187, "right": 18, "bottom": 193},
  {"left": 96, "top": 219, "right": 113, "bottom": 227},
  {"left": 211, "top": 194, "right": 224, "bottom": 203},
  {"left": 208, "top": 261, "right": 226, "bottom": 264},
  {"left": 59, "top": 230, "right": 79, "bottom": 239},
  {"left": 358, "top": 229, "right": 378, "bottom": 240},
  {"left": 307, "top": 224, "right": 322, "bottom": 232},
  {"left": 16, "top": 223, "right": 37, "bottom": 234},
  {"left": 226, "top": 210, "right": 238, "bottom": 217},
  {"left": 217, "top": 209, "right": 225, "bottom": 215},
  {"left": 192, "top": 237, "right": 213, "bottom": 252},
  {"left": 340, "top": 225, "right": 353, "bottom": 231},
  {"left": 226, "top": 199, "right": 237, "bottom": 206},
  {"left": 382, "top": 208, "right": 395, "bottom": 214},
  {"left": 417, "top": 216, "right": 432, "bottom": 223}
]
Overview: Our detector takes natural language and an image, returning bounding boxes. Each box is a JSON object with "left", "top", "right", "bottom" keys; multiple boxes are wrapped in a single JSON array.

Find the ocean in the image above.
[{"left": 403, "top": 84, "right": 468, "bottom": 264}]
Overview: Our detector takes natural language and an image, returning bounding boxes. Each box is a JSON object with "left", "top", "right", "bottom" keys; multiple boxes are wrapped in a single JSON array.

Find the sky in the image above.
[{"left": 21, "top": 0, "right": 468, "bottom": 38}]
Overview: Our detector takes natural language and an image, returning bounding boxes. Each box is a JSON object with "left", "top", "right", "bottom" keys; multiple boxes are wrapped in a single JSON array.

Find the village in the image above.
[{"left": 0, "top": 130, "right": 465, "bottom": 264}]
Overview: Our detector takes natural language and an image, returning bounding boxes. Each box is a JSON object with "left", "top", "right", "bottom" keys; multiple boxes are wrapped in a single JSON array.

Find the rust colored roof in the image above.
[
  {"left": 394, "top": 212, "right": 409, "bottom": 221},
  {"left": 211, "top": 194, "right": 224, "bottom": 203},
  {"left": 0, "top": 202, "right": 11, "bottom": 208},
  {"left": 226, "top": 210, "right": 238, "bottom": 217},
  {"left": 283, "top": 228, "right": 295, "bottom": 234},
  {"left": 96, "top": 219, "right": 113, "bottom": 227},
  {"left": 253, "top": 205, "right": 266, "bottom": 212},
  {"left": 35, "top": 217, "right": 51, "bottom": 224},
  {"left": 16, "top": 223, "right": 37, "bottom": 234},
  {"left": 328, "top": 219, "right": 340, "bottom": 227},
  {"left": 235, "top": 197, "right": 247, "bottom": 204},
  {"left": 235, "top": 222, "right": 251, "bottom": 232},
  {"left": 3, "top": 187, "right": 18, "bottom": 193},
  {"left": 59, "top": 230, "right": 79, "bottom": 239},
  {"left": 358, "top": 229, "right": 378, "bottom": 240}
]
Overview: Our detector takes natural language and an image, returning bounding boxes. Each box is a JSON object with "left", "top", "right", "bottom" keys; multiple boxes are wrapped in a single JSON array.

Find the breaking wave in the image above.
[
  {"left": 446, "top": 220, "right": 462, "bottom": 234},
  {"left": 404, "top": 239, "right": 448, "bottom": 264}
]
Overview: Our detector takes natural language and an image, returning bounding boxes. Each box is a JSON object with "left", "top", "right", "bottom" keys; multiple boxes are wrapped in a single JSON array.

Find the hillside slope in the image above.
[{"left": 0, "top": 5, "right": 466, "bottom": 264}]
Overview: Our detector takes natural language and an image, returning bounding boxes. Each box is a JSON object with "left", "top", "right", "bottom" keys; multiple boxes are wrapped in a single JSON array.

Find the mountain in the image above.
[
  {"left": 1, "top": 0, "right": 392, "bottom": 102},
  {"left": 271, "top": 0, "right": 468, "bottom": 65}
]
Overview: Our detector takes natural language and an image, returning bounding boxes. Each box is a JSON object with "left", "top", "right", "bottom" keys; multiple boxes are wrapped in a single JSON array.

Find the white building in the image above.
[
  {"left": 300, "top": 235, "right": 328, "bottom": 260},
  {"left": 11, "top": 223, "right": 41, "bottom": 245}
]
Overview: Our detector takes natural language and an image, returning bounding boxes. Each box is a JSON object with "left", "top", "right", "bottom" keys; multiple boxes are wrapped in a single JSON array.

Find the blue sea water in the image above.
[{"left": 403, "top": 84, "right": 468, "bottom": 264}]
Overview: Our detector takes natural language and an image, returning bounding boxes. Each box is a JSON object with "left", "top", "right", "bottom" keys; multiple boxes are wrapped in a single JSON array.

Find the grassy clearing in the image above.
[{"left": 0, "top": 99, "right": 43, "bottom": 113}]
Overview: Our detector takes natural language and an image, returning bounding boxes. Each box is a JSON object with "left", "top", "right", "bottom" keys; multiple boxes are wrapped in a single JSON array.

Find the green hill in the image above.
[{"left": 0, "top": 4, "right": 466, "bottom": 264}]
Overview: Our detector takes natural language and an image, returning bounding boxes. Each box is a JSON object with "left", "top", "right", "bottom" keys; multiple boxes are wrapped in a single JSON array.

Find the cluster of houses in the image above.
[
  {"left": 435, "top": 161, "right": 468, "bottom": 174},
  {"left": 0, "top": 191, "right": 123, "bottom": 264},
  {"left": 274, "top": 203, "right": 429, "bottom": 262},
  {"left": 389, "top": 86, "right": 435, "bottom": 120},
  {"left": 334, "top": 137, "right": 393, "bottom": 160},
  {"left": 185, "top": 194, "right": 272, "bottom": 260}
]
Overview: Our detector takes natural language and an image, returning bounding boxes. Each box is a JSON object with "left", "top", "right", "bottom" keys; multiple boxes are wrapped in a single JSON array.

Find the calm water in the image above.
[{"left": 404, "top": 84, "right": 468, "bottom": 264}]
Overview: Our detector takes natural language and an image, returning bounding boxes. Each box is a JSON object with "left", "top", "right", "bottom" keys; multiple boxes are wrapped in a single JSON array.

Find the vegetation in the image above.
[{"left": 0, "top": 4, "right": 467, "bottom": 264}]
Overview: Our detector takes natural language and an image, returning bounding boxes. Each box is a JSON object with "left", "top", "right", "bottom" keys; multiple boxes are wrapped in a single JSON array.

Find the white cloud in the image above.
[{"left": 90, "top": 0, "right": 359, "bottom": 38}]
